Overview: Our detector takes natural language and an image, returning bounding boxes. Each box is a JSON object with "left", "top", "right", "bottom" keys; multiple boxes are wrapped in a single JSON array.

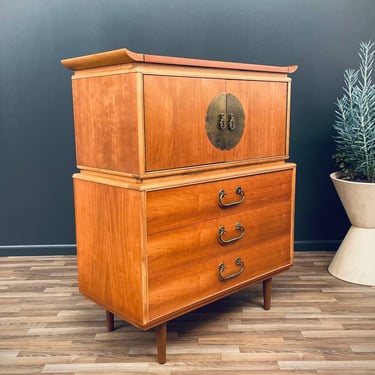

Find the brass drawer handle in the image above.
[
  {"left": 218, "top": 257, "right": 245, "bottom": 281},
  {"left": 218, "top": 223, "right": 245, "bottom": 244},
  {"left": 218, "top": 186, "right": 245, "bottom": 208}
]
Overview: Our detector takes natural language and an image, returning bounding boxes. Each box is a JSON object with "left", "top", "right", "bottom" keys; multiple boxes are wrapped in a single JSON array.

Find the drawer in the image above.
[
  {"left": 147, "top": 200, "right": 292, "bottom": 320},
  {"left": 147, "top": 169, "right": 293, "bottom": 234}
]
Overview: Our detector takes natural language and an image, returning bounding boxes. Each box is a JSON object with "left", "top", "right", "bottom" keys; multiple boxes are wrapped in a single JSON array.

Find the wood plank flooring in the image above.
[{"left": 0, "top": 251, "right": 374, "bottom": 374}]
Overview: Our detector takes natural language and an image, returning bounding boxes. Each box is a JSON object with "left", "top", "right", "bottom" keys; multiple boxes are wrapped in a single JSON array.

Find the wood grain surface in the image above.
[{"left": 1, "top": 252, "right": 374, "bottom": 374}]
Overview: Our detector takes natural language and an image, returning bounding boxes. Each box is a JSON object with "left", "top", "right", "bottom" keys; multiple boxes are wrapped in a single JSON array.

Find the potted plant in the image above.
[{"left": 329, "top": 40, "right": 375, "bottom": 286}]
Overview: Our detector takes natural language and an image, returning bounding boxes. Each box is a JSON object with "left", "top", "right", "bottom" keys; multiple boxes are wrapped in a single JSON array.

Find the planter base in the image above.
[{"left": 328, "top": 226, "right": 375, "bottom": 286}]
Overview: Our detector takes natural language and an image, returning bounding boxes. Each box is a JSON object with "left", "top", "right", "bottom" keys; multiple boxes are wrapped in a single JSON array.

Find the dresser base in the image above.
[{"left": 105, "top": 277, "right": 272, "bottom": 364}]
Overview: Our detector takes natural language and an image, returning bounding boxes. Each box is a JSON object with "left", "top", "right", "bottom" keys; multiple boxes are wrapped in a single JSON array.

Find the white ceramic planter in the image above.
[{"left": 329, "top": 172, "right": 375, "bottom": 286}]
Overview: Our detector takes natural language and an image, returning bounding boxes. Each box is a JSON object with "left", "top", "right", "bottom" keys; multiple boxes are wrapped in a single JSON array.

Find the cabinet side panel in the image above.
[
  {"left": 290, "top": 165, "right": 296, "bottom": 264},
  {"left": 73, "top": 178, "right": 146, "bottom": 326},
  {"left": 72, "top": 73, "right": 140, "bottom": 174}
]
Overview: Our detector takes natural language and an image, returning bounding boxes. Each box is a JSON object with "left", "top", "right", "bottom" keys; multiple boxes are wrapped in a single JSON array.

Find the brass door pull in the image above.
[
  {"left": 218, "top": 223, "right": 245, "bottom": 244},
  {"left": 218, "top": 186, "right": 245, "bottom": 207},
  {"left": 218, "top": 257, "right": 245, "bottom": 281},
  {"left": 228, "top": 113, "right": 236, "bottom": 130},
  {"left": 218, "top": 113, "right": 226, "bottom": 129}
]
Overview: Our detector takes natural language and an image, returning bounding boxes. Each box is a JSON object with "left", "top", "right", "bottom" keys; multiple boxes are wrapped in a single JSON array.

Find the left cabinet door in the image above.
[{"left": 144, "top": 75, "right": 226, "bottom": 171}]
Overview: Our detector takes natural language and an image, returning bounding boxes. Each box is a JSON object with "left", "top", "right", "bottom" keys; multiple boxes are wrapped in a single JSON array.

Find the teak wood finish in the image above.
[{"left": 61, "top": 48, "right": 298, "bottom": 363}]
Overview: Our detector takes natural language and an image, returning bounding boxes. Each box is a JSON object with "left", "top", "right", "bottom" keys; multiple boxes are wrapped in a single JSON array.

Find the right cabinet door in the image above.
[{"left": 225, "top": 79, "right": 289, "bottom": 162}]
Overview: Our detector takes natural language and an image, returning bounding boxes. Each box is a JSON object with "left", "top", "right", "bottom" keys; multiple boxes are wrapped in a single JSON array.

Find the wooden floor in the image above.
[{"left": 0, "top": 251, "right": 374, "bottom": 375}]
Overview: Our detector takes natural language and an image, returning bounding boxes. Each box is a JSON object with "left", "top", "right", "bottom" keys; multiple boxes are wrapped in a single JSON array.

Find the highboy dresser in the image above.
[{"left": 61, "top": 48, "right": 297, "bottom": 363}]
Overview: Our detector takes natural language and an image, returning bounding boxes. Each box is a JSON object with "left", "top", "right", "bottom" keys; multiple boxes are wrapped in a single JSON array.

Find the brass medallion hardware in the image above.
[
  {"left": 218, "top": 186, "right": 245, "bottom": 208},
  {"left": 218, "top": 257, "right": 245, "bottom": 281},
  {"left": 205, "top": 93, "right": 245, "bottom": 150},
  {"left": 218, "top": 222, "right": 245, "bottom": 244}
]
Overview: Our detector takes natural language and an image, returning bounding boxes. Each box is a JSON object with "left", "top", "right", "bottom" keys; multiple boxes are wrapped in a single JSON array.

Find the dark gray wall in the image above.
[{"left": 1, "top": 0, "right": 374, "bottom": 255}]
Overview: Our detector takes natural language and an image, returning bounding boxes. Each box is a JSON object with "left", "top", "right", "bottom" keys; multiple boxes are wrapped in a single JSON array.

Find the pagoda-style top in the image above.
[{"left": 61, "top": 47, "right": 298, "bottom": 74}]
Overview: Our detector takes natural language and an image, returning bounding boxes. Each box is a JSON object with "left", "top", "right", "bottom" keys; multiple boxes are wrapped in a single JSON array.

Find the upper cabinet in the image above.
[
  {"left": 62, "top": 48, "right": 297, "bottom": 177},
  {"left": 144, "top": 75, "right": 288, "bottom": 171}
]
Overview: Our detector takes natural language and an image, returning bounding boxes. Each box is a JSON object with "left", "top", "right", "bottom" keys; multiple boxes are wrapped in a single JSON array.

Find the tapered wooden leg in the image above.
[
  {"left": 155, "top": 323, "right": 167, "bottom": 364},
  {"left": 106, "top": 310, "right": 114, "bottom": 332},
  {"left": 263, "top": 278, "right": 272, "bottom": 310}
]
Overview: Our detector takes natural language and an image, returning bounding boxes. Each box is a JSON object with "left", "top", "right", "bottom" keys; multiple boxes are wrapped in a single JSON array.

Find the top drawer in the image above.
[
  {"left": 147, "top": 168, "right": 293, "bottom": 234},
  {"left": 144, "top": 75, "right": 289, "bottom": 172}
]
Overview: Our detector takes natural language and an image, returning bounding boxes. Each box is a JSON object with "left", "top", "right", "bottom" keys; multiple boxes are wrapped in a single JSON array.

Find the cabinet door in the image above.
[
  {"left": 144, "top": 75, "right": 226, "bottom": 171},
  {"left": 226, "top": 80, "right": 289, "bottom": 161},
  {"left": 144, "top": 75, "right": 289, "bottom": 171}
]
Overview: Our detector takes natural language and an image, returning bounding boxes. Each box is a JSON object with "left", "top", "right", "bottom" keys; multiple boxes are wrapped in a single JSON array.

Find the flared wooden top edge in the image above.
[{"left": 61, "top": 47, "right": 298, "bottom": 74}]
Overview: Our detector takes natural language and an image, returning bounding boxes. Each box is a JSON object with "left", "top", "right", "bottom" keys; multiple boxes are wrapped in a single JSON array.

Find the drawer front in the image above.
[
  {"left": 144, "top": 75, "right": 289, "bottom": 172},
  {"left": 147, "top": 200, "right": 292, "bottom": 321},
  {"left": 147, "top": 169, "right": 293, "bottom": 234}
]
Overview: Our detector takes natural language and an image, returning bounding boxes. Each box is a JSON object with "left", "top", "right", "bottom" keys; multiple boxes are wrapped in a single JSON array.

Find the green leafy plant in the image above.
[{"left": 333, "top": 40, "right": 375, "bottom": 182}]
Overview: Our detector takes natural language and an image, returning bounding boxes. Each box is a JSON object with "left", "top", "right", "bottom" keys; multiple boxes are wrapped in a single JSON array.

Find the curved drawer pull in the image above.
[
  {"left": 218, "top": 257, "right": 245, "bottom": 281},
  {"left": 218, "top": 186, "right": 245, "bottom": 208},
  {"left": 218, "top": 223, "right": 245, "bottom": 244}
]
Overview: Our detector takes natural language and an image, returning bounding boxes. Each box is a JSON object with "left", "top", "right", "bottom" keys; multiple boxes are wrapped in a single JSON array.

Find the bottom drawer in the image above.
[{"left": 147, "top": 200, "right": 292, "bottom": 321}]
